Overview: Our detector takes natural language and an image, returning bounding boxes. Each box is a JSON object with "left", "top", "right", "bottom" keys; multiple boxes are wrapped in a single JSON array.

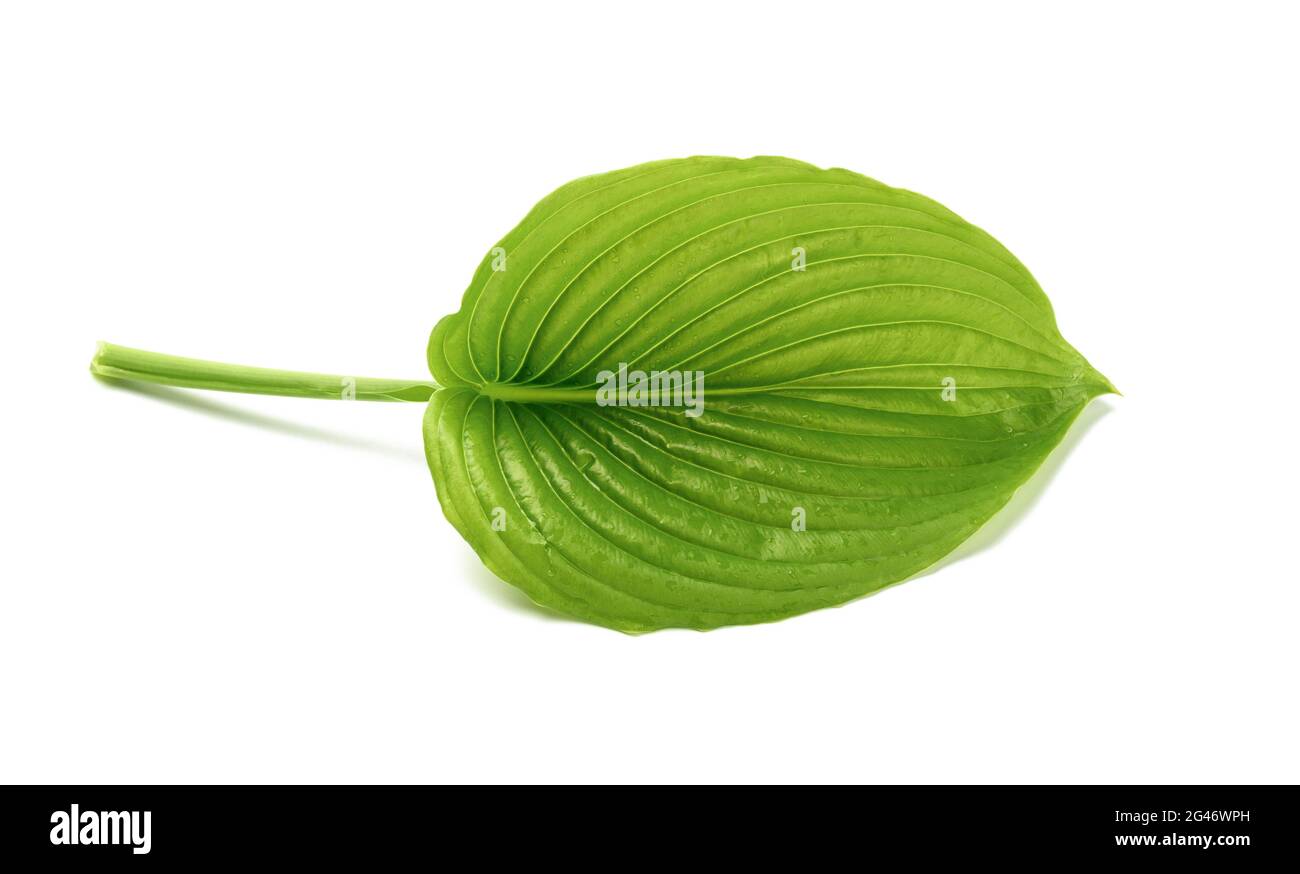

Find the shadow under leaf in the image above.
[
  {"left": 919, "top": 398, "right": 1116, "bottom": 578},
  {"left": 94, "top": 375, "right": 425, "bottom": 464},
  {"left": 460, "top": 552, "right": 576, "bottom": 624}
]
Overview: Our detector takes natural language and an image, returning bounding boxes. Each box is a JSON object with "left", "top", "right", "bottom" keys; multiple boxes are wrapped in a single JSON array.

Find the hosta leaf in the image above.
[
  {"left": 91, "top": 155, "right": 1112, "bottom": 632},
  {"left": 424, "top": 155, "right": 1113, "bottom": 632}
]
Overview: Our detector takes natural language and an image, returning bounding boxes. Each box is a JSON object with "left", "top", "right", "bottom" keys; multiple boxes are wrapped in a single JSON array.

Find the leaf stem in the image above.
[{"left": 90, "top": 342, "right": 437, "bottom": 402}]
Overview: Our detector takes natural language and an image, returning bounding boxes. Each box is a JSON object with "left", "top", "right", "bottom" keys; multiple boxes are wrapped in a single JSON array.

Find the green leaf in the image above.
[
  {"left": 425, "top": 155, "right": 1114, "bottom": 632},
  {"left": 90, "top": 155, "right": 1112, "bottom": 632}
]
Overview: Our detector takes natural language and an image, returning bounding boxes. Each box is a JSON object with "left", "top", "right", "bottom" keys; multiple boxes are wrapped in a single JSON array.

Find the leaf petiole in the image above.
[{"left": 90, "top": 342, "right": 437, "bottom": 402}]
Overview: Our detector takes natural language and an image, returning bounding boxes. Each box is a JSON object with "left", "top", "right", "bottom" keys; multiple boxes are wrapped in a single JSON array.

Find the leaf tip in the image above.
[{"left": 1089, "top": 373, "right": 1121, "bottom": 398}]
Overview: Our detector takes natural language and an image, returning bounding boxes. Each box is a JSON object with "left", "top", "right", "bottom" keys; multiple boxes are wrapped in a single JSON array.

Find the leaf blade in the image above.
[{"left": 426, "top": 156, "right": 1113, "bottom": 631}]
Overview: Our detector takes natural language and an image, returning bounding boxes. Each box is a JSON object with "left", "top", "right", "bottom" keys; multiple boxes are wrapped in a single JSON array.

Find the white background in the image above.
[{"left": 2, "top": 1, "right": 1296, "bottom": 784}]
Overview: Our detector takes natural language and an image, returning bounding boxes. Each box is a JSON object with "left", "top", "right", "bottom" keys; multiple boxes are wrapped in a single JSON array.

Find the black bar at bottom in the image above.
[{"left": 0, "top": 785, "right": 1294, "bottom": 863}]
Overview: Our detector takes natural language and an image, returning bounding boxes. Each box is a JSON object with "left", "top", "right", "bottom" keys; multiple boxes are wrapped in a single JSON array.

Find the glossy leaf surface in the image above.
[{"left": 425, "top": 156, "right": 1112, "bottom": 631}]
